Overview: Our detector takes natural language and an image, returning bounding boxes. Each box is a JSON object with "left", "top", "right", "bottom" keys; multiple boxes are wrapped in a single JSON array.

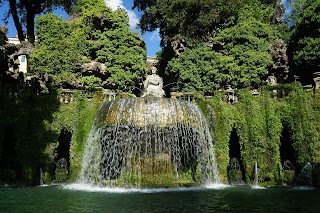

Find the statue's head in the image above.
[{"left": 151, "top": 67, "right": 157, "bottom": 74}]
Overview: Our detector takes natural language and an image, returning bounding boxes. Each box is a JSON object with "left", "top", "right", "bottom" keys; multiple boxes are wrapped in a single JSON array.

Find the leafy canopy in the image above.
[
  {"left": 165, "top": 6, "right": 276, "bottom": 93},
  {"left": 0, "top": 0, "right": 75, "bottom": 43},
  {"left": 288, "top": 0, "right": 320, "bottom": 84},
  {"left": 30, "top": 0, "right": 146, "bottom": 91}
]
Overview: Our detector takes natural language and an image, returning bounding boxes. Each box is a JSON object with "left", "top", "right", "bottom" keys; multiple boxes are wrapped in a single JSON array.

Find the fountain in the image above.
[
  {"left": 78, "top": 70, "right": 220, "bottom": 187},
  {"left": 40, "top": 167, "right": 44, "bottom": 186},
  {"left": 296, "top": 162, "right": 313, "bottom": 186}
]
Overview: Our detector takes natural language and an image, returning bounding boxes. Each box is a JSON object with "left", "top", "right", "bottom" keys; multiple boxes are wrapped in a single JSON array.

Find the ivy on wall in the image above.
[
  {"left": 207, "top": 92, "right": 237, "bottom": 183},
  {"left": 68, "top": 91, "right": 104, "bottom": 180},
  {"left": 2, "top": 83, "right": 320, "bottom": 186},
  {"left": 283, "top": 84, "right": 320, "bottom": 166},
  {"left": 198, "top": 88, "right": 283, "bottom": 185},
  {"left": 235, "top": 89, "right": 282, "bottom": 185},
  {"left": 0, "top": 87, "right": 103, "bottom": 184},
  {"left": 0, "top": 86, "right": 60, "bottom": 184}
]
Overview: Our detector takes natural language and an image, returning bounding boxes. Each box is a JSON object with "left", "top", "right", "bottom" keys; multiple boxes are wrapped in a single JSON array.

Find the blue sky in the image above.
[{"left": 0, "top": 0, "right": 161, "bottom": 56}]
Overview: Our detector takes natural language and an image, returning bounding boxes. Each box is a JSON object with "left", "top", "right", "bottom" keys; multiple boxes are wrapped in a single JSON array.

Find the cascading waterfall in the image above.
[{"left": 79, "top": 97, "right": 220, "bottom": 187}]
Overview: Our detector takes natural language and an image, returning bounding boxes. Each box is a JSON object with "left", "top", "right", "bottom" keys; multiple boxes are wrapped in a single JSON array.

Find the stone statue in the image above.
[
  {"left": 267, "top": 75, "right": 277, "bottom": 86},
  {"left": 142, "top": 67, "right": 165, "bottom": 97}
]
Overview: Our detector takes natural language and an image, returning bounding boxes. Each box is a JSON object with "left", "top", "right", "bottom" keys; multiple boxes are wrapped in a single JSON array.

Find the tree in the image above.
[
  {"left": 73, "top": 0, "right": 147, "bottom": 92},
  {"left": 164, "top": 5, "right": 277, "bottom": 92},
  {"left": 29, "top": 13, "right": 88, "bottom": 88},
  {"left": 0, "top": 26, "right": 7, "bottom": 73},
  {"left": 134, "top": 0, "right": 256, "bottom": 40},
  {"left": 133, "top": 0, "right": 278, "bottom": 41},
  {"left": 30, "top": 0, "right": 146, "bottom": 91},
  {"left": 134, "top": 0, "right": 279, "bottom": 92},
  {"left": 165, "top": 43, "right": 240, "bottom": 94},
  {"left": 93, "top": 10, "right": 146, "bottom": 92},
  {"left": 288, "top": 0, "right": 320, "bottom": 84},
  {"left": 213, "top": 7, "right": 276, "bottom": 88},
  {"left": 0, "top": 0, "right": 75, "bottom": 43}
]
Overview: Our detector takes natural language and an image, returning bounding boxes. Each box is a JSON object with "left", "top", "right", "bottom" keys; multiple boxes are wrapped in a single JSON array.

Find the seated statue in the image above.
[{"left": 142, "top": 67, "right": 166, "bottom": 97}]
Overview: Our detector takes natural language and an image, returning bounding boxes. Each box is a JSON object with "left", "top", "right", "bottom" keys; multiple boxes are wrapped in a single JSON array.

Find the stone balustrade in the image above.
[
  {"left": 170, "top": 92, "right": 196, "bottom": 102},
  {"left": 104, "top": 91, "right": 117, "bottom": 101},
  {"left": 59, "top": 89, "right": 75, "bottom": 104}
]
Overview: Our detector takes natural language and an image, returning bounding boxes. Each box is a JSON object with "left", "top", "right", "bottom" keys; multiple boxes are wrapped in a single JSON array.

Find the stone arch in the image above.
[
  {"left": 0, "top": 126, "right": 20, "bottom": 183},
  {"left": 228, "top": 127, "right": 245, "bottom": 185},
  {"left": 280, "top": 123, "right": 297, "bottom": 185},
  {"left": 54, "top": 128, "right": 72, "bottom": 182}
]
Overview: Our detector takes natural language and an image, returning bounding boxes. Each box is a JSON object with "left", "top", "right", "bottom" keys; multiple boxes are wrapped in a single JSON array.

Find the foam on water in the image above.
[
  {"left": 64, "top": 183, "right": 199, "bottom": 193},
  {"left": 204, "top": 183, "right": 230, "bottom": 189},
  {"left": 250, "top": 185, "right": 266, "bottom": 189},
  {"left": 37, "top": 184, "right": 49, "bottom": 187},
  {"left": 63, "top": 183, "right": 229, "bottom": 194}
]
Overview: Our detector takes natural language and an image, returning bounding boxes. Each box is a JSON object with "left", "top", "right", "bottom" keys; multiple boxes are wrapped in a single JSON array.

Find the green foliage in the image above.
[
  {"left": 134, "top": 0, "right": 273, "bottom": 39},
  {"left": 197, "top": 88, "right": 283, "bottom": 184},
  {"left": 235, "top": 89, "right": 282, "bottom": 184},
  {"left": 0, "top": 86, "right": 103, "bottom": 184},
  {"left": 0, "top": 87, "right": 60, "bottom": 184},
  {"left": 29, "top": 14, "right": 87, "bottom": 87},
  {"left": 152, "top": 2, "right": 278, "bottom": 92},
  {"left": 166, "top": 44, "right": 240, "bottom": 94},
  {"left": 207, "top": 92, "right": 237, "bottom": 183},
  {"left": 288, "top": 0, "right": 320, "bottom": 84},
  {"left": 283, "top": 84, "right": 320, "bottom": 165},
  {"left": 165, "top": 11, "right": 276, "bottom": 92},
  {"left": 30, "top": 0, "right": 146, "bottom": 92},
  {"left": 69, "top": 91, "right": 104, "bottom": 180},
  {"left": 79, "top": 76, "right": 102, "bottom": 91},
  {"left": 93, "top": 25, "right": 146, "bottom": 91},
  {"left": 214, "top": 12, "right": 275, "bottom": 88},
  {"left": 73, "top": 0, "right": 146, "bottom": 92},
  {"left": 0, "top": 0, "right": 75, "bottom": 42}
]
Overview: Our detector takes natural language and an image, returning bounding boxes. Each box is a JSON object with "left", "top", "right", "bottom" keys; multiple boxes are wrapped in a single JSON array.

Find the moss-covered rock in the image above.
[{"left": 283, "top": 170, "right": 296, "bottom": 186}]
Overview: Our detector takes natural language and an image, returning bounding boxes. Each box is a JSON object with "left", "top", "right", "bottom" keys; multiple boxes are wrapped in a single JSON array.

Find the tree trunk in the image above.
[
  {"left": 8, "top": 0, "right": 25, "bottom": 41},
  {"left": 26, "top": 7, "right": 35, "bottom": 44},
  {"left": 274, "top": 0, "right": 283, "bottom": 24}
]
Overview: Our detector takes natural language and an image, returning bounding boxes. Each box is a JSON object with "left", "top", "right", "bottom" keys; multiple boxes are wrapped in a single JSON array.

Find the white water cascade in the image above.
[
  {"left": 40, "top": 167, "right": 44, "bottom": 186},
  {"left": 78, "top": 97, "right": 220, "bottom": 187},
  {"left": 254, "top": 162, "right": 259, "bottom": 186}
]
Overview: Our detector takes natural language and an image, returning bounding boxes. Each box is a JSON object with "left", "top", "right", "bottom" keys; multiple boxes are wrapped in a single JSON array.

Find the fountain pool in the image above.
[{"left": 1, "top": 185, "right": 319, "bottom": 212}]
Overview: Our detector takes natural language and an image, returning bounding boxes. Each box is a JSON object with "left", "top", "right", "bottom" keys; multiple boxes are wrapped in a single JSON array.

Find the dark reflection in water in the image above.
[{"left": 0, "top": 185, "right": 319, "bottom": 213}]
